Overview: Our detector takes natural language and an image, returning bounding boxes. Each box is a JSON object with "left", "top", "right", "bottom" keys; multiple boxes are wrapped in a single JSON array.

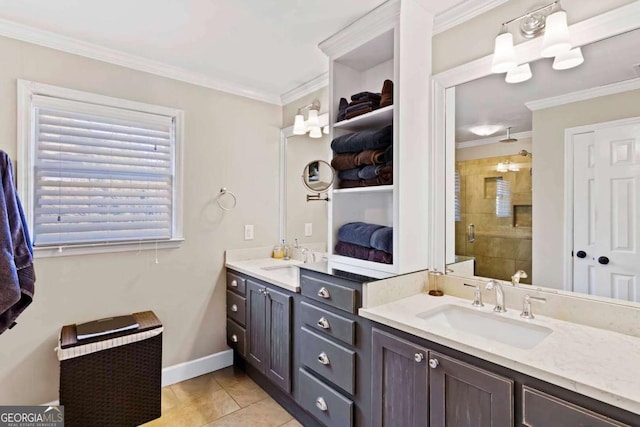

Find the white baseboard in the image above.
[{"left": 161, "top": 349, "right": 234, "bottom": 387}]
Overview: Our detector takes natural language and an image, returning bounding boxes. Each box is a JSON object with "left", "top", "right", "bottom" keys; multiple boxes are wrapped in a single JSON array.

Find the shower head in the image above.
[
  {"left": 499, "top": 127, "right": 518, "bottom": 143},
  {"left": 518, "top": 149, "right": 532, "bottom": 157}
]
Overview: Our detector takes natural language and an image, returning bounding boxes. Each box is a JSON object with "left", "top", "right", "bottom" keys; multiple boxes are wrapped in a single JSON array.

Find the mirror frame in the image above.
[
  {"left": 430, "top": 4, "right": 640, "bottom": 297},
  {"left": 279, "top": 112, "right": 330, "bottom": 242}
]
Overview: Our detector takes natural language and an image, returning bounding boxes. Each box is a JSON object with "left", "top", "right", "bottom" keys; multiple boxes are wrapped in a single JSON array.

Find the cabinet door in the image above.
[
  {"left": 371, "top": 329, "right": 429, "bottom": 427},
  {"left": 429, "top": 352, "right": 513, "bottom": 427},
  {"left": 246, "top": 280, "right": 267, "bottom": 372},
  {"left": 264, "top": 286, "right": 292, "bottom": 393}
]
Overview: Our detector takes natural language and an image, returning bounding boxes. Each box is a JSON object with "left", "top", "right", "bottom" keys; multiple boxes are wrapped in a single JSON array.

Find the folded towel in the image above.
[
  {"left": 348, "top": 98, "right": 377, "bottom": 107},
  {"left": 370, "top": 227, "right": 393, "bottom": 254},
  {"left": 338, "top": 168, "right": 361, "bottom": 181},
  {"left": 383, "top": 145, "right": 393, "bottom": 164},
  {"left": 351, "top": 91, "right": 381, "bottom": 102},
  {"left": 337, "top": 97, "right": 348, "bottom": 122},
  {"left": 345, "top": 101, "right": 375, "bottom": 113},
  {"left": 331, "top": 150, "right": 385, "bottom": 171},
  {"left": 380, "top": 79, "right": 394, "bottom": 108},
  {"left": 338, "top": 166, "right": 393, "bottom": 188},
  {"left": 338, "top": 222, "right": 384, "bottom": 248},
  {"left": 345, "top": 108, "right": 373, "bottom": 120},
  {"left": 334, "top": 241, "right": 393, "bottom": 264},
  {"left": 358, "top": 165, "right": 383, "bottom": 180},
  {"left": 331, "top": 125, "right": 393, "bottom": 154}
]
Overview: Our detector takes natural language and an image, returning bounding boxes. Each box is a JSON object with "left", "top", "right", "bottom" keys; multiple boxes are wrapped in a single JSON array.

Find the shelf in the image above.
[
  {"left": 334, "top": 105, "right": 394, "bottom": 132},
  {"left": 332, "top": 185, "right": 393, "bottom": 195},
  {"left": 329, "top": 254, "right": 397, "bottom": 275}
]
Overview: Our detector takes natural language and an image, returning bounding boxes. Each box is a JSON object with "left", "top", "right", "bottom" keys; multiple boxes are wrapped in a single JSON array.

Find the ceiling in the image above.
[
  {"left": 0, "top": 0, "right": 467, "bottom": 104},
  {"left": 456, "top": 28, "right": 640, "bottom": 143}
]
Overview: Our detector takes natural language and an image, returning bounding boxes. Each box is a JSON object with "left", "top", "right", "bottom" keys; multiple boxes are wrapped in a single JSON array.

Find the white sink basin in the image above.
[
  {"left": 261, "top": 264, "right": 299, "bottom": 280},
  {"left": 417, "top": 304, "right": 552, "bottom": 349}
]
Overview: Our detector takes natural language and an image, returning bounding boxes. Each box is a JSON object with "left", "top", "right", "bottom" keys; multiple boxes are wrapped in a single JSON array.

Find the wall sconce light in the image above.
[
  {"left": 491, "top": 1, "right": 581, "bottom": 84},
  {"left": 293, "top": 100, "right": 323, "bottom": 138}
]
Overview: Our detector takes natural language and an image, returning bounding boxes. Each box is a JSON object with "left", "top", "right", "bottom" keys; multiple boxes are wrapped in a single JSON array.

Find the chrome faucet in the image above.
[
  {"left": 520, "top": 295, "right": 547, "bottom": 319},
  {"left": 511, "top": 270, "right": 528, "bottom": 286},
  {"left": 463, "top": 283, "right": 484, "bottom": 307},
  {"left": 485, "top": 280, "right": 507, "bottom": 313},
  {"left": 299, "top": 247, "right": 310, "bottom": 263}
]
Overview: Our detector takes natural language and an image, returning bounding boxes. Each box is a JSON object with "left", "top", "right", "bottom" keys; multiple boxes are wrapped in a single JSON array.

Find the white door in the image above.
[{"left": 572, "top": 123, "right": 640, "bottom": 301}]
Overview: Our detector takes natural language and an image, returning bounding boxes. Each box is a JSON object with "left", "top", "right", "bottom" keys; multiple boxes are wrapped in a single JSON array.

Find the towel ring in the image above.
[{"left": 216, "top": 188, "right": 237, "bottom": 211}]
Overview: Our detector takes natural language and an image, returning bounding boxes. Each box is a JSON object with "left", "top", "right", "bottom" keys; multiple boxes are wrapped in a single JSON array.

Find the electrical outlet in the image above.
[
  {"left": 304, "top": 223, "right": 313, "bottom": 237},
  {"left": 244, "top": 224, "right": 254, "bottom": 240}
]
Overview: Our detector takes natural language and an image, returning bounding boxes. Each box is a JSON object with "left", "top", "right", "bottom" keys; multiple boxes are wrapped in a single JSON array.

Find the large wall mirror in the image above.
[
  {"left": 279, "top": 114, "right": 330, "bottom": 247},
  {"left": 443, "top": 21, "right": 640, "bottom": 303}
]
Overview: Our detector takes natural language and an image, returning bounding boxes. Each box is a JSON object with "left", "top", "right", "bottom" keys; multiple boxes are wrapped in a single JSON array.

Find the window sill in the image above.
[{"left": 33, "top": 238, "right": 184, "bottom": 258}]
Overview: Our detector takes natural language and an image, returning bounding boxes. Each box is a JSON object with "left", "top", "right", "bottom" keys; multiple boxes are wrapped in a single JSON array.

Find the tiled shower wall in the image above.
[{"left": 455, "top": 155, "right": 533, "bottom": 283}]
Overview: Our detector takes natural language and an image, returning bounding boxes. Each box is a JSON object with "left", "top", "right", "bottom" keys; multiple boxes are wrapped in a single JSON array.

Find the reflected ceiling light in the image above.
[
  {"left": 496, "top": 162, "right": 509, "bottom": 173},
  {"left": 470, "top": 125, "right": 502, "bottom": 137},
  {"left": 293, "top": 100, "right": 322, "bottom": 137},
  {"left": 552, "top": 47, "right": 584, "bottom": 70},
  {"left": 496, "top": 160, "right": 520, "bottom": 173},
  {"left": 491, "top": 1, "right": 579, "bottom": 81},
  {"left": 505, "top": 63, "right": 532, "bottom": 83}
]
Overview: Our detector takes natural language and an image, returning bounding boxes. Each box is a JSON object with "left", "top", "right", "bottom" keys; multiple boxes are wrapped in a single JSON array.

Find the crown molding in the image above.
[
  {"left": 526, "top": 77, "right": 640, "bottom": 111},
  {"left": 433, "top": 0, "right": 509, "bottom": 35},
  {"left": 318, "top": 0, "right": 400, "bottom": 59},
  {"left": 280, "top": 72, "right": 329, "bottom": 105},
  {"left": 0, "top": 18, "right": 282, "bottom": 105},
  {"left": 456, "top": 130, "right": 532, "bottom": 149}
]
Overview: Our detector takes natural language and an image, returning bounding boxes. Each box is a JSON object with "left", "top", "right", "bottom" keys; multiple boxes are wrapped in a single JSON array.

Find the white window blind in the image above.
[{"left": 31, "top": 95, "right": 176, "bottom": 247}]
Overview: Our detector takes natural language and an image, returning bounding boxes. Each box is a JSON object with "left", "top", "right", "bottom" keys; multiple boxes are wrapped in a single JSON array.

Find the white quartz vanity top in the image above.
[
  {"left": 360, "top": 293, "right": 640, "bottom": 415},
  {"left": 225, "top": 258, "right": 302, "bottom": 292}
]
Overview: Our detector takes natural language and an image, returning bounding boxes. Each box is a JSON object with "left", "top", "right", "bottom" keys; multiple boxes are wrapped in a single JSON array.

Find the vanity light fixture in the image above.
[
  {"left": 293, "top": 99, "right": 323, "bottom": 138},
  {"left": 491, "top": 1, "right": 580, "bottom": 83}
]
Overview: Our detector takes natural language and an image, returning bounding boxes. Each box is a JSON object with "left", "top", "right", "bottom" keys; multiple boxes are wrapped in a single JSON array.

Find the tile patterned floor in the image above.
[{"left": 142, "top": 367, "right": 303, "bottom": 427}]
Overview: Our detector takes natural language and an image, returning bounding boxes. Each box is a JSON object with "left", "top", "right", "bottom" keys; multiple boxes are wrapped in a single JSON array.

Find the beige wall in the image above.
[
  {"left": 432, "top": 0, "right": 636, "bottom": 74},
  {"left": 533, "top": 89, "right": 640, "bottom": 289},
  {"left": 0, "top": 35, "right": 282, "bottom": 404}
]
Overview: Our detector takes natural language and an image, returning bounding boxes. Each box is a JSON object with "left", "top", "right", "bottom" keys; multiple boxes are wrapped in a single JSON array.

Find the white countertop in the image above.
[
  {"left": 360, "top": 293, "right": 640, "bottom": 415},
  {"left": 225, "top": 258, "right": 302, "bottom": 292}
]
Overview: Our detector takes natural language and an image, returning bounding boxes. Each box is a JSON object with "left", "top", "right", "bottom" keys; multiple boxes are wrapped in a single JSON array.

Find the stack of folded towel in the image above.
[
  {"left": 331, "top": 125, "right": 393, "bottom": 188},
  {"left": 335, "top": 222, "right": 393, "bottom": 264},
  {"left": 337, "top": 80, "right": 394, "bottom": 122}
]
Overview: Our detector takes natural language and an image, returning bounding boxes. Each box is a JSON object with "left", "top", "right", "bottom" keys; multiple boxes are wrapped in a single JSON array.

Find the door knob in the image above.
[
  {"left": 428, "top": 358, "right": 439, "bottom": 369},
  {"left": 576, "top": 250, "right": 587, "bottom": 259},
  {"left": 598, "top": 256, "right": 610, "bottom": 265}
]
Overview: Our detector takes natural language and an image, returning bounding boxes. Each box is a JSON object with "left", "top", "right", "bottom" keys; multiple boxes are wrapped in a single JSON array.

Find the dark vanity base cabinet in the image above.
[{"left": 371, "top": 322, "right": 640, "bottom": 427}]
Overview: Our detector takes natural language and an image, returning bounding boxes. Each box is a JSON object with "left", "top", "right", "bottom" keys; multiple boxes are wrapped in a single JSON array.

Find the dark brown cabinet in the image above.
[
  {"left": 429, "top": 351, "right": 513, "bottom": 427},
  {"left": 371, "top": 329, "right": 429, "bottom": 427}
]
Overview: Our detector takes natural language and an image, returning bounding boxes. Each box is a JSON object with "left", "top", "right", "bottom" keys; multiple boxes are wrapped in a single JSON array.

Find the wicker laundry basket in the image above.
[{"left": 58, "top": 311, "right": 162, "bottom": 427}]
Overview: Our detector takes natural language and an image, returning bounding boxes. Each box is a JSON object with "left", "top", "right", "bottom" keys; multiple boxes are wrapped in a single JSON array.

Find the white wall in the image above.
[
  {"left": 532, "top": 88, "right": 640, "bottom": 289},
  {"left": 0, "top": 35, "right": 282, "bottom": 404}
]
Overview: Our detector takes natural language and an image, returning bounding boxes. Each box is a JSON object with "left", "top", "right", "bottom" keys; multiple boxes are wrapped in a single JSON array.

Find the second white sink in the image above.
[{"left": 417, "top": 304, "right": 552, "bottom": 349}]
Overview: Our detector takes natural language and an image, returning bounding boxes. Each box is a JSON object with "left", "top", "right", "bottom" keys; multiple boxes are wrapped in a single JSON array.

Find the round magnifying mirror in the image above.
[{"left": 302, "top": 160, "right": 335, "bottom": 193}]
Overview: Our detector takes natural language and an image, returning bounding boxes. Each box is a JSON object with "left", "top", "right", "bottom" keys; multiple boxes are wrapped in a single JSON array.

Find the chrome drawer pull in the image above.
[
  {"left": 315, "top": 397, "right": 328, "bottom": 411},
  {"left": 429, "top": 358, "right": 439, "bottom": 369},
  {"left": 317, "top": 317, "right": 330, "bottom": 329},
  {"left": 230, "top": 279, "right": 238, "bottom": 287},
  {"left": 230, "top": 334, "right": 238, "bottom": 343},
  {"left": 230, "top": 304, "right": 238, "bottom": 312},
  {"left": 317, "top": 287, "right": 331, "bottom": 299},
  {"left": 317, "top": 352, "right": 330, "bottom": 365}
]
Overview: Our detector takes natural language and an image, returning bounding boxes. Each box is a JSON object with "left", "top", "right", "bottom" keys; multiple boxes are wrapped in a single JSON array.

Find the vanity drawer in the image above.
[
  {"left": 226, "top": 271, "right": 246, "bottom": 296},
  {"left": 226, "top": 319, "right": 246, "bottom": 357},
  {"left": 300, "top": 274, "right": 357, "bottom": 314},
  {"left": 301, "top": 301, "right": 355, "bottom": 345},
  {"left": 300, "top": 327, "right": 355, "bottom": 394},
  {"left": 522, "top": 386, "right": 629, "bottom": 427},
  {"left": 299, "top": 368, "right": 353, "bottom": 427},
  {"left": 226, "top": 291, "right": 246, "bottom": 326}
]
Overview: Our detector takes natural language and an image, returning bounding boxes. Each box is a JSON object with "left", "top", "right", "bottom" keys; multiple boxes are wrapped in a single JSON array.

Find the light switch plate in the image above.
[
  {"left": 304, "top": 223, "right": 313, "bottom": 237},
  {"left": 244, "top": 224, "right": 254, "bottom": 240}
]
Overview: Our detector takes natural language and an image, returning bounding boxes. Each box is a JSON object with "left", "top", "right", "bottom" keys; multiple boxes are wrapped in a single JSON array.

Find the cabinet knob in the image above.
[
  {"left": 315, "top": 397, "right": 328, "bottom": 411},
  {"left": 414, "top": 353, "right": 424, "bottom": 362},
  {"left": 230, "top": 334, "right": 238, "bottom": 343},
  {"left": 317, "top": 317, "right": 330, "bottom": 329},
  {"left": 263, "top": 288, "right": 270, "bottom": 296},
  {"left": 230, "top": 279, "right": 238, "bottom": 287},
  {"left": 230, "top": 304, "right": 238, "bottom": 312},
  {"left": 428, "top": 358, "right": 439, "bottom": 369},
  {"left": 317, "top": 352, "right": 330, "bottom": 365},
  {"left": 317, "top": 287, "right": 331, "bottom": 299}
]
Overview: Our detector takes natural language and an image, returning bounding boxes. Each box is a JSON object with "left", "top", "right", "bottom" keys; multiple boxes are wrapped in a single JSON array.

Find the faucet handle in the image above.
[
  {"left": 520, "top": 294, "right": 546, "bottom": 319},
  {"left": 464, "top": 283, "right": 484, "bottom": 307},
  {"left": 485, "top": 279, "right": 500, "bottom": 290}
]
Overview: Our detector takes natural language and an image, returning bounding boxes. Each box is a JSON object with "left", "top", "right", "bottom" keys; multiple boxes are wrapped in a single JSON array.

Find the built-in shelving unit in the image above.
[{"left": 319, "top": 0, "right": 433, "bottom": 275}]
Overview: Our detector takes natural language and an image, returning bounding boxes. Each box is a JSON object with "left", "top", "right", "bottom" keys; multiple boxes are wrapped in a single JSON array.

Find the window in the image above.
[{"left": 18, "top": 80, "right": 183, "bottom": 256}]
